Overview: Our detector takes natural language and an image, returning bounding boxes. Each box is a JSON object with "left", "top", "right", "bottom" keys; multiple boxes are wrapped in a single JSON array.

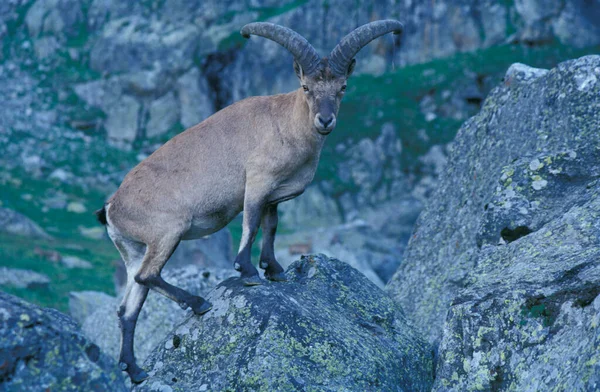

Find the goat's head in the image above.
[{"left": 241, "top": 20, "right": 403, "bottom": 135}]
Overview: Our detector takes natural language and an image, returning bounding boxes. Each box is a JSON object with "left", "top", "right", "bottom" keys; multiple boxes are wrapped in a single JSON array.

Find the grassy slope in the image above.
[{"left": 1, "top": 42, "right": 598, "bottom": 312}]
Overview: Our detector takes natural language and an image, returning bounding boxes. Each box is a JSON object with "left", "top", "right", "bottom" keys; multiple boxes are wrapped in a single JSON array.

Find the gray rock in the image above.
[
  {"left": 552, "top": 0, "right": 600, "bottom": 48},
  {"left": 80, "top": 266, "right": 236, "bottom": 363},
  {"left": 176, "top": 67, "right": 215, "bottom": 129},
  {"left": 105, "top": 95, "right": 140, "bottom": 143},
  {"left": 386, "top": 55, "right": 600, "bottom": 389},
  {"left": 135, "top": 255, "right": 433, "bottom": 392},
  {"left": 90, "top": 17, "right": 199, "bottom": 75},
  {"left": 25, "top": 0, "right": 84, "bottom": 60},
  {"left": 433, "top": 144, "right": 600, "bottom": 391},
  {"left": 387, "top": 56, "right": 600, "bottom": 344},
  {"left": 168, "top": 228, "right": 233, "bottom": 271},
  {"left": 0, "top": 267, "right": 50, "bottom": 289},
  {"left": 145, "top": 92, "right": 179, "bottom": 138},
  {"left": 274, "top": 222, "right": 387, "bottom": 288},
  {"left": 278, "top": 185, "right": 342, "bottom": 229},
  {"left": 69, "top": 290, "right": 115, "bottom": 325},
  {"left": 0, "top": 291, "right": 127, "bottom": 391},
  {"left": 0, "top": 207, "right": 50, "bottom": 239},
  {"left": 61, "top": 255, "right": 93, "bottom": 269}
]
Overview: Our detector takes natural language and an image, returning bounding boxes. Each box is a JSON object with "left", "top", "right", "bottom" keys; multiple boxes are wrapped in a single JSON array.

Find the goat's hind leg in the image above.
[
  {"left": 135, "top": 235, "right": 212, "bottom": 315},
  {"left": 110, "top": 235, "right": 150, "bottom": 383},
  {"left": 117, "top": 281, "right": 149, "bottom": 383}
]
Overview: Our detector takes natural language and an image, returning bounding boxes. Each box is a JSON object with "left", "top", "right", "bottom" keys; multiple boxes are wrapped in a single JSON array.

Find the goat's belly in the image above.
[{"left": 181, "top": 206, "right": 241, "bottom": 241}]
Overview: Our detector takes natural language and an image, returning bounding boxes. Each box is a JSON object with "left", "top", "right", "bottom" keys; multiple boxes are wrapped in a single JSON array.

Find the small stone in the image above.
[
  {"left": 532, "top": 179, "right": 548, "bottom": 190},
  {"left": 61, "top": 256, "right": 93, "bottom": 269},
  {"left": 67, "top": 202, "right": 87, "bottom": 214},
  {"left": 49, "top": 168, "right": 71, "bottom": 182},
  {"left": 79, "top": 226, "right": 105, "bottom": 240},
  {"left": 0, "top": 267, "right": 50, "bottom": 288},
  {"left": 529, "top": 158, "right": 543, "bottom": 171}
]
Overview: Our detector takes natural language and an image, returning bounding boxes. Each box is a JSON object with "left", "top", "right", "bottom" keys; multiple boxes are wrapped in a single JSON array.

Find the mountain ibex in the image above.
[{"left": 96, "top": 20, "right": 403, "bottom": 383}]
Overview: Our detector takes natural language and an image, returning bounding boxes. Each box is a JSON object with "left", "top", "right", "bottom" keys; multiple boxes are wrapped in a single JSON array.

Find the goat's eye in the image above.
[
  {"left": 302, "top": 85, "right": 309, "bottom": 93},
  {"left": 340, "top": 85, "right": 347, "bottom": 93}
]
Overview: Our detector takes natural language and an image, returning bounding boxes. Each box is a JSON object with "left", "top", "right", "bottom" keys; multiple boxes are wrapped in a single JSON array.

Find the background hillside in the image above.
[{"left": 1, "top": 0, "right": 599, "bottom": 311}]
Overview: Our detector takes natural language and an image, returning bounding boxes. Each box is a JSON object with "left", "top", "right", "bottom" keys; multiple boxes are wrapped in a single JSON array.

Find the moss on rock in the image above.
[{"left": 135, "top": 255, "right": 433, "bottom": 392}]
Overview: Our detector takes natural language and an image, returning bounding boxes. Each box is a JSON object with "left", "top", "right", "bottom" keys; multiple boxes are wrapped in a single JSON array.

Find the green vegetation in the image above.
[{"left": 0, "top": 171, "right": 119, "bottom": 312}]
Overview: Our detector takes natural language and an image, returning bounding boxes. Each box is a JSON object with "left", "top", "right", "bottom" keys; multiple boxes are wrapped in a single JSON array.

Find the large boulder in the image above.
[
  {"left": 433, "top": 146, "right": 600, "bottom": 391},
  {"left": 135, "top": 255, "right": 434, "bottom": 392},
  {"left": 387, "top": 55, "right": 600, "bottom": 389},
  {"left": 387, "top": 55, "right": 600, "bottom": 343},
  {"left": 0, "top": 291, "right": 127, "bottom": 391},
  {"left": 76, "top": 266, "right": 236, "bottom": 364}
]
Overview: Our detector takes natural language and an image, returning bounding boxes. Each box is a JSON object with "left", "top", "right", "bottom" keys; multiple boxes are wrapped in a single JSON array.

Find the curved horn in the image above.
[
  {"left": 241, "top": 22, "right": 321, "bottom": 75},
  {"left": 329, "top": 20, "right": 403, "bottom": 77}
]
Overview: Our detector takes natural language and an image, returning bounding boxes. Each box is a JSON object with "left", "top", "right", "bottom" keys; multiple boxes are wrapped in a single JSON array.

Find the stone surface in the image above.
[
  {"left": 69, "top": 290, "right": 115, "bottom": 325},
  {"left": 61, "top": 255, "right": 93, "bottom": 269},
  {"left": 0, "top": 291, "right": 127, "bottom": 391},
  {"left": 145, "top": 91, "right": 179, "bottom": 138},
  {"left": 135, "top": 255, "right": 433, "bottom": 392},
  {"left": 386, "top": 55, "right": 600, "bottom": 390},
  {"left": 79, "top": 266, "right": 236, "bottom": 363},
  {"left": 278, "top": 185, "right": 342, "bottom": 229},
  {"left": 274, "top": 221, "right": 403, "bottom": 287},
  {"left": 433, "top": 145, "right": 600, "bottom": 391},
  {"left": 0, "top": 267, "right": 50, "bottom": 289},
  {"left": 176, "top": 67, "right": 215, "bottom": 129},
  {"left": 168, "top": 228, "right": 233, "bottom": 271},
  {"left": 387, "top": 56, "right": 600, "bottom": 343},
  {"left": 0, "top": 207, "right": 50, "bottom": 239}
]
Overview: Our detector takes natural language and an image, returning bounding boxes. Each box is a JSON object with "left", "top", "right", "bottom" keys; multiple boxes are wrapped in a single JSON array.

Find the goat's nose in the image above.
[{"left": 318, "top": 114, "right": 334, "bottom": 128}]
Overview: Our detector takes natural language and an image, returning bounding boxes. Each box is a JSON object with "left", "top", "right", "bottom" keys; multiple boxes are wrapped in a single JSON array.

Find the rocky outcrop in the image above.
[
  {"left": 387, "top": 55, "right": 600, "bottom": 390},
  {"left": 10, "top": 0, "right": 599, "bottom": 144},
  {"left": 0, "top": 207, "right": 50, "bottom": 239},
  {"left": 75, "top": 266, "right": 236, "bottom": 364},
  {"left": 135, "top": 255, "right": 433, "bottom": 392},
  {"left": 0, "top": 291, "right": 127, "bottom": 391},
  {"left": 0, "top": 267, "right": 50, "bottom": 289}
]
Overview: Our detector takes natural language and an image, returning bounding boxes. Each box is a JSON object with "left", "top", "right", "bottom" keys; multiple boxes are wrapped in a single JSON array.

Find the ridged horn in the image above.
[
  {"left": 240, "top": 22, "right": 321, "bottom": 75},
  {"left": 329, "top": 20, "right": 403, "bottom": 77}
]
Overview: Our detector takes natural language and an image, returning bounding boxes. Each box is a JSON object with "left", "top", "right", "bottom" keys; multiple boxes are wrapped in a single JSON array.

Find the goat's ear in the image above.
[
  {"left": 346, "top": 58, "right": 356, "bottom": 77},
  {"left": 294, "top": 60, "right": 304, "bottom": 79}
]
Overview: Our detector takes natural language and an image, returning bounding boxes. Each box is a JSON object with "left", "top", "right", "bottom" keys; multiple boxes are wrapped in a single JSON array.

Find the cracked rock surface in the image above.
[
  {"left": 0, "top": 291, "right": 127, "bottom": 391},
  {"left": 134, "top": 255, "right": 433, "bottom": 392},
  {"left": 386, "top": 55, "right": 600, "bottom": 391}
]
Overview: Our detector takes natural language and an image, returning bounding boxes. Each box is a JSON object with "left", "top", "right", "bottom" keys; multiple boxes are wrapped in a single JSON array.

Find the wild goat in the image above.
[{"left": 96, "top": 20, "right": 403, "bottom": 383}]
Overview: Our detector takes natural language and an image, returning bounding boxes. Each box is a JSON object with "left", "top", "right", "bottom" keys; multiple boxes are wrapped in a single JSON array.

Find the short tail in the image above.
[{"left": 95, "top": 206, "right": 107, "bottom": 225}]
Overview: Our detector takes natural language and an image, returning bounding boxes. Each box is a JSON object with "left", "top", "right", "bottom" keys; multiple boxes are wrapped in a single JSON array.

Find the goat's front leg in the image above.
[
  {"left": 234, "top": 193, "right": 265, "bottom": 286},
  {"left": 259, "top": 204, "right": 286, "bottom": 281}
]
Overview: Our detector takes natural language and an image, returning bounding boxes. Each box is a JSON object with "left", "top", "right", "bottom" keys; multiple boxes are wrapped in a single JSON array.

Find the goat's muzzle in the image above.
[{"left": 314, "top": 113, "right": 336, "bottom": 135}]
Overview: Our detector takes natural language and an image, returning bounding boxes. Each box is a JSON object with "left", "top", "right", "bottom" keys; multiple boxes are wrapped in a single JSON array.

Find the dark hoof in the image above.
[
  {"left": 130, "top": 368, "right": 149, "bottom": 384},
  {"left": 242, "top": 275, "right": 263, "bottom": 286},
  {"left": 188, "top": 297, "right": 212, "bottom": 315},
  {"left": 121, "top": 362, "right": 149, "bottom": 384},
  {"left": 265, "top": 270, "right": 287, "bottom": 282}
]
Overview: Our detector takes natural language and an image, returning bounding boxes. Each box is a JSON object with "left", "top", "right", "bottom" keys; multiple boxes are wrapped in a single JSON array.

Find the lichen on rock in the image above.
[
  {"left": 135, "top": 255, "right": 433, "bottom": 392},
  {"left": 0, "top": 291, "right": 127, "bottom": 391},
  {"left": 386, "top": 55, "right": 600, "bottom": 391}
]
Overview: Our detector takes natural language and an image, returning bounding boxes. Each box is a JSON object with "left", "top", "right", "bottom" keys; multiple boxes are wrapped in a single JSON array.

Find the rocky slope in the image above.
[
  {"left": 134, "top": 255, "right": 433, "bottom": 392},
  {"left": 0, "top": 291, "right": 127, "bottom": 391},
  {"left": 387, "top": 55, "right": 600, "bottom": 390}
]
